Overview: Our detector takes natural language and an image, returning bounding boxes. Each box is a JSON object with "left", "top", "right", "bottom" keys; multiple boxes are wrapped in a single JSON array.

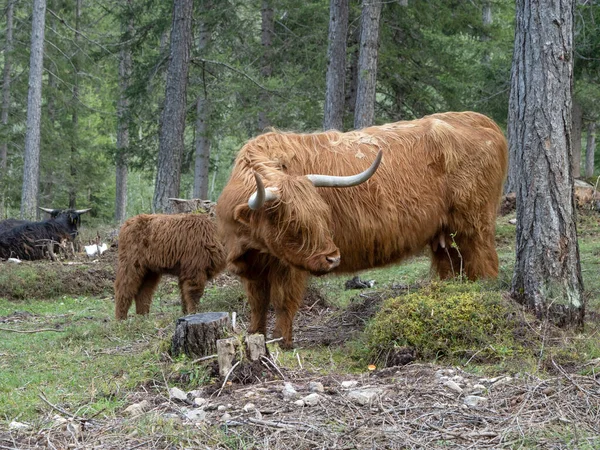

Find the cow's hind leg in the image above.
[
  {"left": 270, "top": 265, "right": 308, "bottom": 349},
  {"left": 135, "top": 271, "right": 162, "bottom": 315},
  {"left": 115, "top": 266, "right": 143, "bottom": 320},
  {"left": 179, "top": 276, "right": 207, "bottom": 315},
  {"left": 457, "top": 232, "right": 499, "bottom": 280}
]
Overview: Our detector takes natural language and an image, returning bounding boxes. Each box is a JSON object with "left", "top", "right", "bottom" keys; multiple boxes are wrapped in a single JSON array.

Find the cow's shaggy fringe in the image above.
[
  {"left": 217, "top": 111, "right": 508, "bottom": 347},
  {"left": 114, "top": 213, "right": 226, "bottom": 319}
]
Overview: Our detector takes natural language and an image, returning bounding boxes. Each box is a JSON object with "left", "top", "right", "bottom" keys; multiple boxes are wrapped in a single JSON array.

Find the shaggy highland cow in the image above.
[
  {"left": 114, "top": 213, "right": 226, "bottom": 319},
  {"left": 216, "top": 111, "right": 508, "bottom": 348}
]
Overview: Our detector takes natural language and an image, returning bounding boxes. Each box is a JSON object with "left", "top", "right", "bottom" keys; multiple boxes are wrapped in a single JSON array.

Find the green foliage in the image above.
[{"left": 364, "top": 281, "right": 525, "bottom": 363}]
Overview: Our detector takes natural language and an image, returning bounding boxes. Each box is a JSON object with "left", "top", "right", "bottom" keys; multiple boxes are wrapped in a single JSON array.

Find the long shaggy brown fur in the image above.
[
  {"left": 114, "top": 214, "right": 226, "bottom": 319},
  {"left": 216, "top": 111, "right": 508, "bottom": 347}
]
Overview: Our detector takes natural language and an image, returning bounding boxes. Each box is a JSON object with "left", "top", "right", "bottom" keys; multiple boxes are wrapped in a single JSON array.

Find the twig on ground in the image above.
[
  {"left": 0, "top": 327, "right": 64, "bottom": 333},
  {"left": 216, "top": 360, "right": 241, "bottom": 397},
  {"left": 191, "top": 354, "right": 218, "bottom": 364}
]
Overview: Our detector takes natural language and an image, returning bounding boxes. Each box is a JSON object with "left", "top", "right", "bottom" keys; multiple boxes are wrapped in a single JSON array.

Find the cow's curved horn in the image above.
[
  {"left": 248, "top": 172, "right": 279, "bottom": 210},
  {"left": 38, "top": 207, "right": 57, "bottom": 214},
  {"left": 74, "top": 208, "right": 92, "bottom": 214},
  {"left": 306, "top": 150, "right": 383, "bottom": 188}
]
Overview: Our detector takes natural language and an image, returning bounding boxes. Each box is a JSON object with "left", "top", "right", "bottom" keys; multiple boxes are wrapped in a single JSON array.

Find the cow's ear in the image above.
[{"left": 233, "top": 205, "right": 252, "bottom": 225}]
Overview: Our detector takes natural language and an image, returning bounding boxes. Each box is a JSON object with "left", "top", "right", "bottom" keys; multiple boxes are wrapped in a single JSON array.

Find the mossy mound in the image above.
[{"left": 365, "top": 281, "right": 527, "bottom": 365}]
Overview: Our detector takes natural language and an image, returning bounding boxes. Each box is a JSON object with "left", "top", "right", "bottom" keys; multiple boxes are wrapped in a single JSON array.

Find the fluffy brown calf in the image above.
[
  {"left": 115, "top": 213, "right": 226, "bottom": 319},
  {"left": 217, "top": 111, "right": 508, "bottom": 348}
]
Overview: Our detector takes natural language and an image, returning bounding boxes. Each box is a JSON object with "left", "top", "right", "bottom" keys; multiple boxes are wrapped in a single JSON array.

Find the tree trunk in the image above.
[
  {"left": 21, "top": 0, "right": 47, "bottom": 221},
  {"left": 152, "top": 0, "right": 193, "bottom": 213},
  {"left": 193, "top": 18, "right": 212, "bottom": 199},
  {"left": 572, "top": 100, "right": 582, "bottom": 179},
  {"left": 353, "top": 0, "right": 382, "bottom": 130},
  {"left": 323, "top": 0, "right": 349, "bottom": 131},
  {"left": 508, "top": 0, "right": 583, "bottom": 326},
  {"left": 0, "top": 0, "right": 14, "bottom": 175},
  {"left": 257, "top": 0, "right": 273, "bottom": 131},
  {"left": 344, "top": 26, "right": 359, "bottom": 118},
  {"left": 69, "top": 0, "right": 82, "bottom": 209},
  {"left": 171, "top": 312, "right": 231, "bottom": 359},
  {"left": 115, "top": 2, "right": 133, "bottom": 224},
  {"left": 585, "top": 122, "right": 596, "bottom": 178}
]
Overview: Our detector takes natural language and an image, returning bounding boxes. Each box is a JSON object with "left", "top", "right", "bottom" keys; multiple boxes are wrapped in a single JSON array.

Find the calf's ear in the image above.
[{"left": 233, "top": 204, "right": 252, "bottom": 225}]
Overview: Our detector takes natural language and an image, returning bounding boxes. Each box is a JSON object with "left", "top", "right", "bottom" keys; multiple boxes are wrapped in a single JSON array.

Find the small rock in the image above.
[
  {"left": 437, "top": 376, "right": 449, "bottom": 384},
  {"left": 464, "top": 395, "right": 487, "bottom": 408},
  {"left": 302, "top": 393, "right": 322, "bottom": 406},
  {"left": 187, "top": 390, "right": 203, "bottom": 399},
  {"left": 244, "top": 391, "right": 256, "bottom": 398},
  {"left": 217, "top": 405, "right": 227, "bottom": 412},
  {"left": 491, "top": 376, "right": 512, "bottom": 387},
  {"left": 443, "top": 380, "right": 463, "bottom": 394},
  {"left": 184, "top": 408, "right": 206, "bottom": 422},
  {"left": 169, "top": 387, "right": 188, "bottom": 402},
  {"left": 293, "top": 399, "right": 305, "bottom": 407},
  {"left": 243, "top": 403, "right": 256, "bottom": 412},
  {"left": 193, "top": 397, "right": 208, "bottom": 408},
  {"left": 471, "top": 384, "right": 487, "bottom": 393},
  {"left": 451, "top": 375, "right": 464, "bottom": 384},
  {"left": 347, "top": 388, "right": 382, "bottom": 406},
  {"left": 341, "top": 380, "right": 358, "bottom": 389},
  {"left": 282, "top": 382, "right": 299, "bottom": 400},
  {"left": 309, "top": 381, "right": 325, "bottom": 393},
  {"left": 124, "top": 400, "right": 150, "bottom": 417},
  {"left": 9, "top": 421, "right": 30, "bottom": 430},
  {"left": 220, "top": 412, "right": 232, "bottom": 422},
  {"left": 434, "top": 370, "right": 446, "bottom": 380},
  {"left": 508, "top": 218, "right": 517, "bottom": 225}
]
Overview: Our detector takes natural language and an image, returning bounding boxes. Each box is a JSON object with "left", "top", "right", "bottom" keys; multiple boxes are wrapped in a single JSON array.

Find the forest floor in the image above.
[{"left": 1, "top": 211, "right": 600, "bottom": 449}]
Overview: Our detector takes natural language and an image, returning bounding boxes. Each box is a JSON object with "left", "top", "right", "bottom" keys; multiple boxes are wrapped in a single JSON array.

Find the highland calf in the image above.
[
  {"left": 216, "top": 111, "right": 508, "bottom": 348},
  {"left": 114, "top": 213, "right": 226, "bottom": 319}
]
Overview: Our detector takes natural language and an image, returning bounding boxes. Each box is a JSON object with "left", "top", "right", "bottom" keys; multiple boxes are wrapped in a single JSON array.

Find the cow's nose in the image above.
[{"left": 326, "top": 255, "right": 341, "bottom": 267}]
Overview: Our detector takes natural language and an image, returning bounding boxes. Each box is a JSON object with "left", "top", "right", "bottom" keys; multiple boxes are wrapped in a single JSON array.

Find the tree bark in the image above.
[
  {"left": 193, "top": 17, "right": 212, "bottom": 199},
  {"left": 323, "top": 0, "right": 349, "bottom": 131},
  {"left": 152, "top": 0, "right": 193, "bottom": 213},
  {"left": 354, "top": 0, "right": 382, "bottom": 130},
  {"left": 585, "top": 122, "right": 596, "bottom": 178},
  {"left": 115, "top": 1, "right": 133, "bottom": 224},
  {"left": 508, "top": 0, "right": 584, "bottom": 326},
  {"left": 0, "top": 0, "right": 14, "bottom": 176},
  {"left": 171, "top": 312, "right": 231, "bottom": 359},
  {"left": 572, "top": 100, "right": 582, "bottom": 179},
  {"left": 257, "top": 0, "right": 273, "bottom": 132},
  {"left": 21, "top": 0, "right": 47, "bottom": 221},
  {"left": 68, "top": 0, "right": 82, "bottom": 209}
]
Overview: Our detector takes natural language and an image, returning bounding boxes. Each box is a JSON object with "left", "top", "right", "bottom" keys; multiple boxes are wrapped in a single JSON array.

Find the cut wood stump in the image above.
[
  {"left": 171, "top": 312, "right": 231, "bottom": 358},
  {"left": 215, "top": 334, "right": 268, "bottom": 378}
]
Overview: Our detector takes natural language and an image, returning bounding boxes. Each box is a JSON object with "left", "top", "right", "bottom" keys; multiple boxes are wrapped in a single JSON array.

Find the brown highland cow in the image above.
[
  {"left": 216, "top": 111, "right": 508, "bottom": 348},
  {"left": 115, "top": 213, "right": 226, "bottom": 319}
]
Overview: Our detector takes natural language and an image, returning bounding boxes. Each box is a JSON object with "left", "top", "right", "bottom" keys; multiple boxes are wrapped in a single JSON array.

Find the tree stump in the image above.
[
  {"left": 171, "top": 312, "right": 231, "bottom": 358},
  {"left": 216, "top": 337, "right": 238, "bottom": 377},
  {"left": 245, "top": 334, "right": 267, "bottom": 361}
]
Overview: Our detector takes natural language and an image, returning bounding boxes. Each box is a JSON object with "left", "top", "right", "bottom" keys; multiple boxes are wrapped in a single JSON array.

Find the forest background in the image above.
[{"left": 0, "top": 0, "right": 598, "bottom": 224}]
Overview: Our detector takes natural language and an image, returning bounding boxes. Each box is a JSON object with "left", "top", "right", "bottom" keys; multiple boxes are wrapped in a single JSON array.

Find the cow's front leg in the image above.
[
  {"left": 242, "top": 277, "right": 270, "bottom": 336},
  {"left": 269, "top": 264, "right": 308, "bottom": 349}
]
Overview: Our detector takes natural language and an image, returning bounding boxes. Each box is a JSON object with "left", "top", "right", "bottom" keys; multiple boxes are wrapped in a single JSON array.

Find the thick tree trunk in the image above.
[
  {"left": 585, "top": 122, "right": 596, "bottom": 178},
  {"left": 115, "top": 2, "right": 133, "bottom": 224},
  {"left": 193, "top": 19, "right": 212, "bottom": 199},
  {"left": 0, "top": 0, "right": 14, "bottom": 176},
  {"left": 323, "top": 0, "right": 349, "bottom": 131},
  {"left": 344, "top": 26, "right": 359, "bottom": 118},
  {"left": 171, "top": 312, "right": 231, "bottom": 359},
  {"left": 353, "top": 0, "right": 382, "bottom": 130},
  {"left": 152, "top": 0, "right": 193, "bottom": 213},
  {"left": 508, "top": 0, "right": 583, "bottom": 326},
  {"left": 21, "top": 0, "right": 47, "bottom": 221},
  {"left": 257, "top": 0, "right": 273, "bottom": 131},
  {"left": 69, "top": 0, "right": 82, "bottom": 209},
  {"left": 572, "top": 100, "right": 583, "bottom": 179}
]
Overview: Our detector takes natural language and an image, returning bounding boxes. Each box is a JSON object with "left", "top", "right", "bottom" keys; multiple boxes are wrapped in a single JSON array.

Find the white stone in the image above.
[
  {"left": 309, "top": 381, "right": 325, "bottom": 393},
  {"left": 184, "top": 408, "right": 206, "bottom": 422},
  {"left": 243, "top": 403, "right": 256, "bottom": 412},
  {"left": 471, "top": 384, "right": 487, "bottom": 393},
  {"left": 169, "top": 387, "right": 188, "bottom": 402},
  {"left": 188, "top": 390, "right": 203, "bottom": 399},
  {"left": 451, "top": 375, "right": 464, "bottom": 384},
  {"left": 193, "top": 397, "right": 208, "bottom": 408},
  {"left": 124, "top": 400, "right": 150, "bottom": 416},
  {"left": 217, "top": 405, "right": 227, "bottom": 412},
  {"left": 464, "top": 395, "right": 487, "bottom": 408},
  {"left": 341, "top": 380, "right": 358, "bottom": 389},
  {"left": 347, "top": 388, "right": 382, "bottom": 406},
  {"left": 443, "top": 380, "right": 463, "bottom": 394},
  {"left": 293, "top": 400, "right": 305, "bottom": 407},
  {"left": 301, "top": 393, "right": 322, "bottom": 406},
  {"left": 282, "top": 382, "right": 298, "bottom": 400},
  {"left": 220, "top": 412, "right": 232, "bottom": 422},
  {"left": 9, "top": 421, "right": 30, "bottom": 430}
]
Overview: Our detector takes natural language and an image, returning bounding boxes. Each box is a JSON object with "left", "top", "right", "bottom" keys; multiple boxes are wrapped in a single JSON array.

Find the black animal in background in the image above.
[
  {"left": 0, "top": 208, "right": 91, "bottom": 260},
  {"left": 0, "top": 208, "right": 64, "bottom": 234}
]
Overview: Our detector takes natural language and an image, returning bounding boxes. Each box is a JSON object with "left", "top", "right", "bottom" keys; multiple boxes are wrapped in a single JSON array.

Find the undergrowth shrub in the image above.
[{"left": 364, "top": 281, "right": 526, "bottom": 364}]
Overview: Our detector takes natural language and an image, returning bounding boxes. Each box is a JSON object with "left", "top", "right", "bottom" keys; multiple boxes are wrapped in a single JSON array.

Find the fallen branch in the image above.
[
  {"left": 0, "top": 327, "right": 64, "bottom": 334},
  {"left": 216, "top": 360, "right": 241, "bottom": 397}
]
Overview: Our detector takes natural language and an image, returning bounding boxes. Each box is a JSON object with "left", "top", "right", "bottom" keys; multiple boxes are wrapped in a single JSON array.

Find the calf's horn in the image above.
[
  {"left": 306, "top": 149, "right": 383, "bottom": 188},
  {"left": 248, "top": 172, "right": 279, "bottom": 210}
]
